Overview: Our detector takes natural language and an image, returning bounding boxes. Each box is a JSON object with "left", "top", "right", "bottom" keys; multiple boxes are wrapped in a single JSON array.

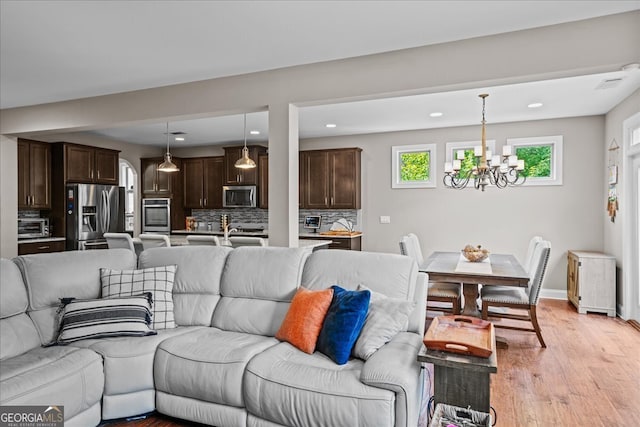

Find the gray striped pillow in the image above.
[
  {"left": 57, "top": 293, "right": 156, "bottom": 344},
  {"left": 101, "top": 265, "right": 177, "bottom": 329}
]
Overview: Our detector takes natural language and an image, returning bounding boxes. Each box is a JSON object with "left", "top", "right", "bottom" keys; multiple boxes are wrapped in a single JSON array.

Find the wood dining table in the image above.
[{"left": 421, "top": 251, "right": 529, "bottom": 317}]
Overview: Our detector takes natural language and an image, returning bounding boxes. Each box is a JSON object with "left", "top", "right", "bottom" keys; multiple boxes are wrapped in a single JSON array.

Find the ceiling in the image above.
[{"left": 2, "top": 1, "right": 639, "bottom": 146}]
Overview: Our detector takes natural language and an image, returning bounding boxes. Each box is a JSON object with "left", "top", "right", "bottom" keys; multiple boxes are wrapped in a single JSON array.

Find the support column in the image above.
[
  {"left": 0, "top": 135, "right": 18, "bottom": 258},
  {"left": 268, "top": 103, "right": 299, "bottom": 247}
]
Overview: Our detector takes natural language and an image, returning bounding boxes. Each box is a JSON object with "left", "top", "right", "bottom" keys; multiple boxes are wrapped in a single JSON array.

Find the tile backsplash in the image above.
[{"left": 190, "top": 208, "right": 359, "bottom": 230}]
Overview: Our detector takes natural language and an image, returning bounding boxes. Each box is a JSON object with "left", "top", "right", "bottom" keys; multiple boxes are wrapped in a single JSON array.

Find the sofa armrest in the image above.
[{"left": 360, "top": 331, "right": 423, "bottom": 427}]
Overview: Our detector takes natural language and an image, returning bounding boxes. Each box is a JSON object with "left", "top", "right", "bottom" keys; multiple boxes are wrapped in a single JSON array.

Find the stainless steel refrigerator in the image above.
[{"left": 66, "top": 184, "right": 125, "bottom": 250}]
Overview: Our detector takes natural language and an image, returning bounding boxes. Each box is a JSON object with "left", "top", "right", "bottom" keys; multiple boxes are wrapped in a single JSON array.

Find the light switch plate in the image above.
[{"left": 380, "top": 216, "right": 391, "bottom": 224}]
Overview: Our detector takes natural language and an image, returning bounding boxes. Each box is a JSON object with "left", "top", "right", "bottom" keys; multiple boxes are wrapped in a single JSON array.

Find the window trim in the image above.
[
  {"left": 507, "top": 135, "right": 563, "bottom": 186},
  {"left": 391, "top": 143, "right": 436, "bottom": 189}
]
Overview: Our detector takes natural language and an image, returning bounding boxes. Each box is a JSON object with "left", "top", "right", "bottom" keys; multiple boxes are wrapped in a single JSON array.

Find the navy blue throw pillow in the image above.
[{"left": 317, "top": 285, "right": 371, "bottom": 365}]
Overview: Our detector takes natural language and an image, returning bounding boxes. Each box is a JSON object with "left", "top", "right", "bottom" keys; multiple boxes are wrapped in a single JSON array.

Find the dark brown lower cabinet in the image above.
[{"left": 18, "top": 240, "right": 65, "bottom": 255}]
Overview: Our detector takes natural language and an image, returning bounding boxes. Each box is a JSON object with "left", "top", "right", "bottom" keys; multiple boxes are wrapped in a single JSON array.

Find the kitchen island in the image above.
[
  {"left": 172, "top": 230, "right": 362, "bottom": 250},
  {"left": 168, "top": 234, "right": 331, "bottom": 251}
]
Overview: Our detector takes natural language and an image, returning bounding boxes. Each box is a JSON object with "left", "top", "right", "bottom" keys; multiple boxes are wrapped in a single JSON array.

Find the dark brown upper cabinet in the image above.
[
  {"left": 183, "top": 157, "right": 224, "bottom": 209},
  {"left": 18, "top": 138, "right": 51, "bottom": 209},
  {"left": 223, "top": 146, "right": 267, "bottom": 185},
  {"left": 300, "top": 148, "right": 361, "bottom": 209},
  {"left": 61, "top": 143, "right": 119, "bottom": 184}
]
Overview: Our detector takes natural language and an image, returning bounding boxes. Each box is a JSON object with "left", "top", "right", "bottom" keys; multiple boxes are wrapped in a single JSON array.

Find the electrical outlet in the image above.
[{"left": 380, "top": 216, "right": 391, "bottom": 224}]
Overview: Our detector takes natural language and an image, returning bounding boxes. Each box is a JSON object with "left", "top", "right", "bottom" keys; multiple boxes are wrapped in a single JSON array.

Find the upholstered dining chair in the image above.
[
  {"left": 138, "top": 233, "right": 171, "bottom": 250},
  {"left": 481, "top": 239, "right": 551, "bottom": 347},
  {"left": 399, "top": 233, "right": 462, "bottom": 316},
  {"left": 104, "top": 232, "right": 140, "bottom": 256},
  {"left": 229, "top": 236, "right": 267, "bottom": 247},
  {"left": 186, "top": 235, "right": 221, "bottom": 246},
  {"left": 524, "top": 235, "right": 543, "bottom": 273}
]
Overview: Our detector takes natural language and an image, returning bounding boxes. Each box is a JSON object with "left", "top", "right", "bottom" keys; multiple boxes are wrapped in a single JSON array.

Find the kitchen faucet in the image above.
[{"left": 223, "top": 226, "right": 238, "bottom": 245}]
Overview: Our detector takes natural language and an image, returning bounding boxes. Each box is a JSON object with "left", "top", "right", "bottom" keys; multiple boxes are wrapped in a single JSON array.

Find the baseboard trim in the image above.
[
  {"left": 629, "top": 320, "right": 640, "bottom": 333},
  {"left": 539, "top": 289, "right": 567, "bottom": 300},
  {"left": 440, "top": 288, "right": 580, "bottom": 303}
]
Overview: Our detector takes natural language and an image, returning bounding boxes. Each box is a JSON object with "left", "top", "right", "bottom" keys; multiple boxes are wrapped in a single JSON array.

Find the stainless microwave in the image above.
[{"left": 223, "top": 185, "right": 256, "bottom": 208}]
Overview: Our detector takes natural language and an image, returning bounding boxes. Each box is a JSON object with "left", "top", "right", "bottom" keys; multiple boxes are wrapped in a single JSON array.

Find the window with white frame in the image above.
[
  {"left": 391, "top": 143, "right": 436, "bottom": 188},
  {"left": 445, "top": 140, "right": 496, "bottom": 181},
  {"left": 506, "top": 135, "right": 563, "bottom": 186}
]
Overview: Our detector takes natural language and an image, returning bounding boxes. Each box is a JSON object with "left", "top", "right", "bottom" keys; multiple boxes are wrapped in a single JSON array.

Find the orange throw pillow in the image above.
[{"left": 276, "top": 287, "right": 334, "bottom": 354}]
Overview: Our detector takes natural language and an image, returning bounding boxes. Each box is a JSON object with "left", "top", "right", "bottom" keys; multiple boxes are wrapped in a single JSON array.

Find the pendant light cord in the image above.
[
  {"left": 166, "top": 122, "right": 170, "bottom": 154},
  {"left": 243, "top": 114, "right": 247, "bottom": 149}
]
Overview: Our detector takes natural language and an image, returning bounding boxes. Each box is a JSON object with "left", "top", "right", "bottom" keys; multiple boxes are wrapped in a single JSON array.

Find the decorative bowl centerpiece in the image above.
[{"left": 462, "top": 244, "right": 490, "bottom": 262}]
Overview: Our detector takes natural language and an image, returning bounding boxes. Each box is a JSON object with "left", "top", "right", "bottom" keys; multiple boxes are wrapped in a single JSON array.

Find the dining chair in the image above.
[
  {"left": 523, "top": 235, "right": 543, "bottom": 273},
  {"left": 104, "top": 232, "right": 139, "bottom": 255},
  {"left": 481, "top": 240, "right": 551, "bottom": 347},
  {"left": 229, "top": 236, "right": 267, "bottom": 247},
  {"left": 399, "top": 233, "right": 461, "bottom": 315},
  {"left": 138, "top": 233, "right": 171, "bottom": 250},
  {"left": 186, "top": 235, "right": 221, "bottom": 246}
]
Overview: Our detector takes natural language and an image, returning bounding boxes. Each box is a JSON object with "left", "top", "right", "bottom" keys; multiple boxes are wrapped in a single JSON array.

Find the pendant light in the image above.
[
  {"left": 158, "top": 122, "right": 179, "bottom": 173},
  {"left": 234, "top": 114, "right": 256, "bottom": 169}
]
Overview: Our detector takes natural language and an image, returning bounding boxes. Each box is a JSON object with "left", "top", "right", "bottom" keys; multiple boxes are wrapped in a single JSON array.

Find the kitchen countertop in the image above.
[
  {"left": 172, "top": 230, "right": 362, "bottom": 239},
  {"left": 18, "top": 236, "right": 66, "bottom": 244},
  {"left": 168, "top": 235, "right": 331, "bottom": 250}
]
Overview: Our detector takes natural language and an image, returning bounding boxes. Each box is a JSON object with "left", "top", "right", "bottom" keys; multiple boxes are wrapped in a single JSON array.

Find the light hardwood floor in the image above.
[{"left": 103, "top": 299, "right": 640, "bottom": 427}]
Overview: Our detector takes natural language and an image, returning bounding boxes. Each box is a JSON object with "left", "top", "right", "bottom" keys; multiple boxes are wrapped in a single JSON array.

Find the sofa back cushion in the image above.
[
  {"left": 0, "top": 259, "right": 41, "bottom": 360},
  {"left": 212, "top": 247, "right": 310, "bottom": 336},
  {"left": 301, "top": 250, "right": 426, "bottom": 335},
  {"left": 138, "top": 246, "right": 232, "bottom": 326},
  {"left": 14, "top": 249, "right": 137, "bottom": 345}
]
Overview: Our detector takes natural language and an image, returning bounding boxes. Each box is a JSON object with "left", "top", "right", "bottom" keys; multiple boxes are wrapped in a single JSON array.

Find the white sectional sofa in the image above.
[{"left": 0, "top": 246, "right": 427, "bottom": 427}]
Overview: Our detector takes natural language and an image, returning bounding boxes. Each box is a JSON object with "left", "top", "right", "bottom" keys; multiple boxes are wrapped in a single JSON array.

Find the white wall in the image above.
[
  {"left": 302, "top": 116, "right": 606, "bottom": 294},
  {"left": 604, "top": 88, "right": 640, "bottom": 314}
]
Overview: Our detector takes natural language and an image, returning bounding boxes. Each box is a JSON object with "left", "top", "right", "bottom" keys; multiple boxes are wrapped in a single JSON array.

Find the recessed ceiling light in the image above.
[
  {"left": 174, "top": 136, "right": 185, "bottom": 141},
  {"left": 250, "top": 130, "right": 260, "bottom": 135},
  {"left": 429, "top": 112, "right": 443, "bottom": 118},
  {"left": 528, "top": 102, "right": 543, "bottom": 109},
  {"left": 325, "top": 123, "right": 337, "bottom": 128}
]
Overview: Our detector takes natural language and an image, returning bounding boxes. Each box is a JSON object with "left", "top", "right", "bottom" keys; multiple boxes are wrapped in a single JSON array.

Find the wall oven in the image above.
[
  {"left": 142, "top": 198, "right": 171, "bottom": 233},
  {"left": 223, "top": 185, "right": 257, "bottom": 208}
]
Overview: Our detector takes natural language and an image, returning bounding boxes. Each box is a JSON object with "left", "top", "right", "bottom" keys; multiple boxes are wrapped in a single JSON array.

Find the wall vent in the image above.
[{"left": 595, "top": 78, "right": 624, "bottom": 90}]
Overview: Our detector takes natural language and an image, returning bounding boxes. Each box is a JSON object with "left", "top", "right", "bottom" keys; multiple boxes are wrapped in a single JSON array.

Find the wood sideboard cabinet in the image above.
[{"left": 567, "top": 250, "right": 616, "bottom": 317}]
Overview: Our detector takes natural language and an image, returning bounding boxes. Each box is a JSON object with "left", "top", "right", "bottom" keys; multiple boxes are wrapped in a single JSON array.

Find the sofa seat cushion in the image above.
[
  {"left": 154, "top": 328, "right": 278, "bottom": 408},
  {"left": 0, "top": 346, "right": 103, "bottom": 421},
  {"left": 244, "top": 342, "right": 396, "bottom": 427}
]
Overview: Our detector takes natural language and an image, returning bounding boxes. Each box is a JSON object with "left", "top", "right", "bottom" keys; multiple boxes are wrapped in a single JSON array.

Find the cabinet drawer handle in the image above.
[
  {"left": 204, "top": 198, "right": 207, "bottom": 206},
  {"left": 200, "top": 198, "right": 203, "bottom": 207},
  {"left": 331, "top": 196, "right": 334, "bottom": 205},
  {"left": 97, "top": 170, "right": 100, "bottom": 180},
  {"left": 38, "top": 246, "right": 50, "bottom": 250}
]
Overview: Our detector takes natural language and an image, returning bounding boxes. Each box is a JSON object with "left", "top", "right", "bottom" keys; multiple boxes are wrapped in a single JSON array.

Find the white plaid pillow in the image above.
[{"left": 101, "top": 265, "right": 177, "bottom": 329}]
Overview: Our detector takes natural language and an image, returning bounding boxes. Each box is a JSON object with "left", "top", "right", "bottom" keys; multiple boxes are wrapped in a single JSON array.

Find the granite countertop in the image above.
[
  {"left": 172, "top": 230, "right": 362, "bottom": 239},
  {"left": 18, "top": 236, "right": 66, "bottom": 244},
  {"left": 169, "top": 235, "right": 331, "bottom": 249}
]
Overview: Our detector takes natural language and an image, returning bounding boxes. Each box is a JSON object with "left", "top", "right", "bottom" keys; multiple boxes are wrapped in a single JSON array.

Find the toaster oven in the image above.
[{"left": 18, "top": 218, "right": 50, "bottom": 239}]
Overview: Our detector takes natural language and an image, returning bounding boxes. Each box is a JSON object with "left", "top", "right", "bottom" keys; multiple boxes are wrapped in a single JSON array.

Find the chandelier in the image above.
[{"left": 443, "top": 94, "right": 525, "bottom": 191}]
